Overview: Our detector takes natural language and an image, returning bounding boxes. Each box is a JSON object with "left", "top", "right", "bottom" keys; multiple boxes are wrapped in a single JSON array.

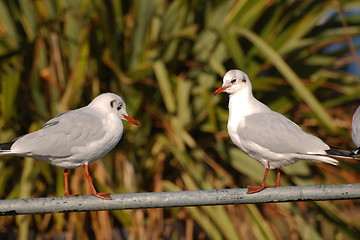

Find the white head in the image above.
[
  {"left": 89, "top": 93, "right": 139, "bottom": 126},
  {"left": 213, "top": 70, "right": 252, "bottom": 96}
]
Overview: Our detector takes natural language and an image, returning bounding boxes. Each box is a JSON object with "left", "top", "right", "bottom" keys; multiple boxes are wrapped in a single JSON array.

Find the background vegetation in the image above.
[{"left": 0, "top": 0, "right": 360, "bottom": 239}]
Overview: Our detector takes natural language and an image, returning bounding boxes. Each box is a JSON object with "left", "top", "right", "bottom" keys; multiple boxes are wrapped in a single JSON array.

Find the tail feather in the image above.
[
  {"left": 0, "top": 141, "right": 15, "bottom": 153},
  {"left": 326, "top": 146, "right": 352, "bottom": 156},
  {"left": 306, "top": 154, "right": 338, "bottom": 165},
  {"left": 324, "top": 146, "right": 360, "bottom": 160},
  {"left": 350, "top": 147, "right": 360, "bottom": 156}
]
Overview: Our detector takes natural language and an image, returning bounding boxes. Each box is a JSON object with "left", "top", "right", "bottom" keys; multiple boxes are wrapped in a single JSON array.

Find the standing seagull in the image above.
[
  {"left": 213, "top": 70, "right": 347, "bottom": 194},
  {"left": 0, "top": 93, "right": 139, "bottom": 200},
  {"left": 351, "top": 106, "right": 360, "bottom": 155}
]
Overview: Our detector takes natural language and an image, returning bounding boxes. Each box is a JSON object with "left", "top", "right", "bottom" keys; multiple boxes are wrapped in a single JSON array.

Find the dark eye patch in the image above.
[
  {"left": 110, "top": 100, "right": 116, "bottom": 108},
  {"left": 231, "top": 79, "right": 237, "bottom": 84},
  {"left": 117, "top": 103, "right": 122, "bottom": 111}
]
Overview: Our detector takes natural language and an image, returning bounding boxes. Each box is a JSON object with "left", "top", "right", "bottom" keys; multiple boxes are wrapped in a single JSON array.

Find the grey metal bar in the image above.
[{"left": 1, "top": 183, "right": 359, "bottom": 216}]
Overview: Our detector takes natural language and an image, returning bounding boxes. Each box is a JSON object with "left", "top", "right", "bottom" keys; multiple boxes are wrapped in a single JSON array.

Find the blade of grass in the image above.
[{"left": 153, "top": 60, "right": 176, "bottom": 114}]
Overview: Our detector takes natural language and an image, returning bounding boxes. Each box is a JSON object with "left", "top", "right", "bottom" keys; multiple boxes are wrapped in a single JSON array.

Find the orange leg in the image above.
[
  {"left": 246, "top": 162, "right": 281, "bottom": 194},
  {"left": 64, "top": 169, "right": 79, "bottom": 197},
  {"left": 84, "top": 164, "right": 112, "bottom": 200}
]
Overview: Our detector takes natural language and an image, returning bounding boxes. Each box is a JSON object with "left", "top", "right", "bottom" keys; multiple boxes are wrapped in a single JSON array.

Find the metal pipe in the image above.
[{"left": 1, "top": 183, "right": 359, "bottom": 216}]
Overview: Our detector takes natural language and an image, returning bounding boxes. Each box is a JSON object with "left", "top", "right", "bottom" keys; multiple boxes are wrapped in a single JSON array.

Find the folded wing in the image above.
[{"left": 8, "top": 110, "right": 106, "bottom": 160}]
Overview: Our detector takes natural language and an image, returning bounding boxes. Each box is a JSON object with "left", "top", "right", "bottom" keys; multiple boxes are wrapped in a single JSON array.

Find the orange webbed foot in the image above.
[
  {"left": 246, "top": 185, "right": 266, "bottom": 194},
  {"left": 93, "top": 192, "right": 112, "bottom": 200}
]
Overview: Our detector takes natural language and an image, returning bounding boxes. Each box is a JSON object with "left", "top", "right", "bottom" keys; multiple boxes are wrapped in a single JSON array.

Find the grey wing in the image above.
[
  {"left": 11, "top": 110, "right": 106, "bottom": 158},
  {"left": 352, "top": 106, "right": 360, "bottom": 147},
  {"left": 239, "top": 112, "right": 329, "bottom": 154},
  {"left": 42, "top": 110, "right": 72, "bottom": 128}
]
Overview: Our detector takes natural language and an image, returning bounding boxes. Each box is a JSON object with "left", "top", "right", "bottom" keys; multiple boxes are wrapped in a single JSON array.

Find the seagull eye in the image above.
[
  {"left": 231, "top": 79, "right": 237, "bottom": 84},
  {"left": 117, "top": 104, "right": 122, "bottom": 111}
]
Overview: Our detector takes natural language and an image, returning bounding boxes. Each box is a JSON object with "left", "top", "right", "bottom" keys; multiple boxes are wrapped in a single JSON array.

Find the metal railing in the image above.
[{"left": 1, "top": 183, "right": 359, "bottom": 216}]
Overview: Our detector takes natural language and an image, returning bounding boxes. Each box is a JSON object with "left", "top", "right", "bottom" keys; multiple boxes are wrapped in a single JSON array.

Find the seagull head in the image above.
[
  {"left": 90, "top": 93, "right": 139, "bottom": 126},
  {"left": 213, "top": 70, "right": 251, "bottom": 96}
]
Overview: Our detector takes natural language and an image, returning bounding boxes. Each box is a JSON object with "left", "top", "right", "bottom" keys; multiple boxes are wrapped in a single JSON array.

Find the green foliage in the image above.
[{"left": 0, "top": 0, "right": 359, "bottom": 239}]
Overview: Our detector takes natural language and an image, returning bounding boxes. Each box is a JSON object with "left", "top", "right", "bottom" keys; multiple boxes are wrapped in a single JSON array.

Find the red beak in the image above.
[
  {"left": 123, "top": 115, "right": 139, "bottom": 126},
  {"left": 212, "top": 86, "right": 229, "bottom": 96}
]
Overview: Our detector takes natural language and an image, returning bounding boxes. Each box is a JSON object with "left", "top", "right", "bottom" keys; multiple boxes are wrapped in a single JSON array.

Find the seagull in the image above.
[
  {"left": 0, "top": 93, "right": 139, "bottom": 200},
  {"left": 351, "top": 106, "right": 360, "bottom": 155},
  {"left": 213, "top": 70, "right": 351, "bottom": 194}
]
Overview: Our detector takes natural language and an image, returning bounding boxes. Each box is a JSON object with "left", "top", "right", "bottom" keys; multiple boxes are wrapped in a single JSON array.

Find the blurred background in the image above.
[{"left": 0, "top": 0, "right": 360, "bottom": 239}]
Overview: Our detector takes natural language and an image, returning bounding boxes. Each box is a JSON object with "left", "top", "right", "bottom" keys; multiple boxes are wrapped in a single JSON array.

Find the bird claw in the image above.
[
  {"left": 246, "top": 184, "right": 279, "bottom": 194},
  {"left": 65, "top": 193, "right": 79, "bottom": 197},
  {"left": 93, "top": 192, "right": 112, "bottom": 200},
  {"left": 246, "top": 185, "right": 266, "bottom": 194}
]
